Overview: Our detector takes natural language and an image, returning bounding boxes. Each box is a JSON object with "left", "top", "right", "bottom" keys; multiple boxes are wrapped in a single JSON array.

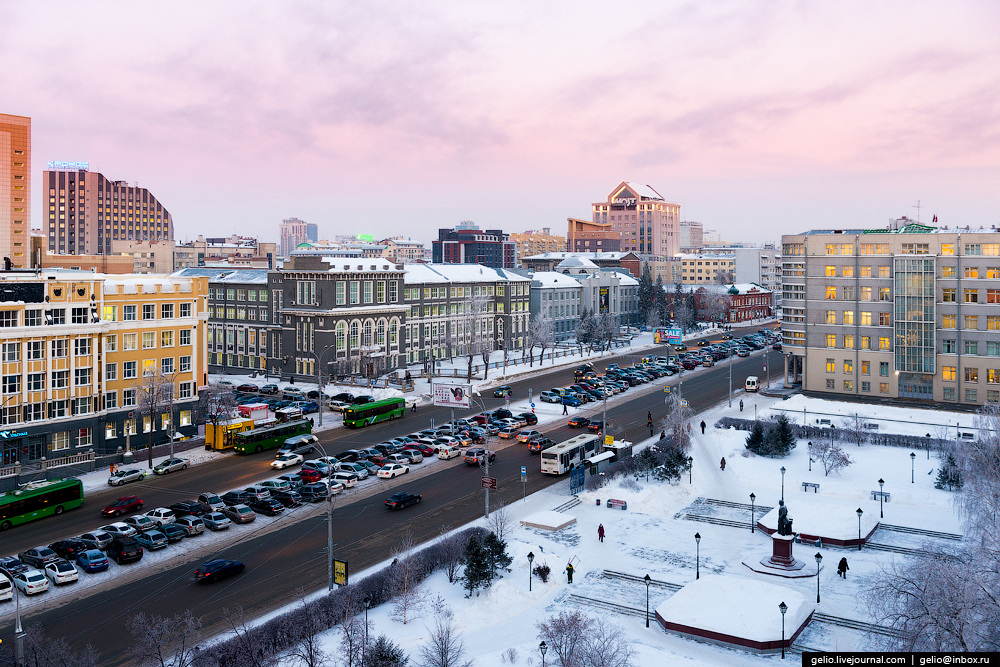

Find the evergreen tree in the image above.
[
  {"left": 461, "top": 535, "right": 491, "bottom": 597},
  {"left": 367, "top": 634, "right": 409, "bottom": 667},
  {"left": 935, "top": 453, "right": 964, "bottom": 491},
  {"left": 638, "top": 264, "right": 656, "bottom": 324},
  {"left": 654, "top": 273, "right": 668, "bottom": 325},
  {"left": 653, "top": 446, "right": 692, "bottom": 483},
  {"left": 483, "top": 531, "right": 512, "bottom": 578},
  {"left": 673, "top": 282, "right": 685, "bottom": 329},
  {"left": 685, "top": 293, "right": 697, "bottom": 329},
  {"left": 770, "top": 413, "right": 796, "bottom": 456},
  {"left": 745, "top": 420, "right": 766, "bottom": 454},
  {"left": 635, "top": 447, "right": 659, "bottom": 477}
]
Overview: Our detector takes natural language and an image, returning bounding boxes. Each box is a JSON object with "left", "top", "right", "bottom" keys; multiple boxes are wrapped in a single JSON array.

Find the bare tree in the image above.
[
  {"left": 284, "top": 595, "right": 331, "bottom": 667},
  {"left": 537, "top": 611, "right": 593, "bottom": 667},
  {"left": 659, "top": 390, "right": 693, "bottom": 452},
  {"left": 338, "top": 613, "right": 368, "bottom": 667},
  {"left": 840, "top": 413, "right": 869, "bottom": 447},
  {"left": 197, "top": 381, "right": 238, "bottom": 432},
  {"left": 487, "top": 497, "right": 514, "bottom": 543},
  {"left": 223, "top": 606, "right": 279, "bottom": 667},
  {"left": 126, "top": 610, "right": 202, "bottom": 667},
  {"left": 811, "top": 440, "right": 853, "bottom": 476},
  {"left": 529, "top": 315, "right": 555, "bottom": 367},
  {"left": 134, "top": 369, "right": 175, "bottom": 468},
  {"left": 391, "top": 533, "right": 426, "bottom": 624},
  {"left": 579, "top": 618, "right": 635, "bottom": 667},
  {"left": 438, "top": 529, "right": 465, "bottom": 584},
  {"left": 418, "top": 615, "right": 473, "bottom": 667},
  {"left": 481, "top": 335, "right": 494, "bottom": 381},
  {"left": 456, "top": 293, "right": 491, "bottom": 379},
  {"left": 0, "top": 623, "right": 99, "bottom": 667}
]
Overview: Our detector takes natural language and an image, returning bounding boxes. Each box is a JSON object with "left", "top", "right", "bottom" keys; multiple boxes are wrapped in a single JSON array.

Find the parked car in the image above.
[
  {"left": 243, "top": 486, "right": 272, "bottom": 501},
  {"left": 75, "top": 549, "right": 110, "bottom": 573},
  {"left": 339, "top": 449, "right": 366, "bottom": 462},
  {"left": 248, "top": 498, "right": 284, "bottom": 516},
  {"left": 202, "top": 512, "right": 232, "bottom": 531},
  {"left": 567, "top": 416, "right": 590, "bottom": 428},
  {"left": 396, "top": 449, "right": 423, "bottom": 464},
  {"left": 259, "top": 479, "right": 292, "bottom": 493},
  {"left": 135, "top": 529, "right": 169, "bottom": 550},
  {"left": 0, "top": 556, "right": 28, "bottom": 578},
  {"left": 351, "top": 395, "right": 375, "bottom": 404},
  {"left": 107, "top": 468, "right": 147, "bottom": 486},
  {"left": 438, "top": 445, "right": 461, "bottom": 460},
  {"left": 517, "top": 412, "right": 538, "bottom": 426},
  {"left": 221, "top": 490, "right": 252, "bottom": 507},
  {"left": 0, "top": 574, "right": 10, "bottom": 602},
  {"left": 355, "top": 459, "right": 380, "bottom": 475},
  {"left": 102, "top": 496, "right": 143, "bottom": 517},
  {"left": 298, "top": 483, "right": 330, "bottom": 502},
  {"left": 152, "top": 457, "right": 190, "bottom": 475},
  {"left": 49, "top": 538, "right": 90, "bottom": 560},
  {"left": 259, "top": 384, "right": 279, "bottom": 395},
  {"left": 271, "top": 489, "right": 304, "bottom": 508},
  {"left": 403, "top": 442, "right": 435, "bottom": 457},
  {"left": 331, "top": 471, "right": 360, "bottom": 488},
  {"left": 197, "top": 492, "right": 225, "bottom": 513},
  {"left": 107, "top": 537, "right": 144, "bottom": 565},
  {"left": 337, "top": 461, "right": 370, "bottom": 478},
  {"left": 159, "top": 523, "right": 188, "bottom": 543},
  {"left": 78, "top": 531, "right": 114, "bottom": 552},
  {"left": 100, "top": 522, "right": 137, "bottom": 538},
  {"left": 19, "top": 547, "right": 60, "bottom": 569},
  {"left": 237, "top": 383, "right": 258, "bottom": 392},
  {"left": 174, "top": 516, "right": 206, "bottom": 536},
  {"left": 328, "top": 400, "right": 350, "bottom": 413},
  {"left": 516, "top": 429, "right": 542, "bottom": 443},
  {"left": 331, "top": 392, "right": 354, "bottom": 403},
  {"left": 301, "top": 460, "right": 332, "bottom": 476},
  {"left": 12, "top": 569, "right": 49, "bottom": 595},
  {"left": 194, "top": 559, "right": 245, "bottom": 583},
  {"left": 540, "top": 390, "right": 561, "bottom": 403},
  {"left": 123, "top": 515, "right": 158, "bottom": 534},
  {"left": 561, "top": 396, "right": 582, "bottom": 407},
  {"left": 463, "top": 448, "right": 496, "bottom": 465},
  {"left": 223, "top": 504, "right": 257, "bottom": 523},
  {"left": 297, "top": 468, "right": 323, "bottom": 484},
  {"left": 385, "top": 492, "right": 422, "bottom": 510},
  {"left": 498, "top": 427, "right": 520, "bottom": 440},
  {"left": 377, "top": 463, "right": 409, "bottom": 479},
  {"left": 143, "top": 507, "right": 176, "bottom": 526}
]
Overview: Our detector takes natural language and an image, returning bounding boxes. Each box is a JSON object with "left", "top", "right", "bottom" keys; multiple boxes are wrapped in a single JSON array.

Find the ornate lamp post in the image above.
[
  {"left": 910, "top": 452, "right": 916, "bottom": 483},
  {"left": 856, "top": 507, "right": 864, "bottom": 551},
  {"left": 749, "top": 493, "right": 756, "bottom": 533},
  {"left": 539, "top": 641, "right": 548, "bottom": 667},
  {"left": 814, "top": 552, "right": 823, "bottom": 603},
  {"left": 807, "top": 442, "right": 813, "bottom": 471},
  {"left": 527, "top": 551, "right": 534, "bottom": 592},
  {"left": 644, "top": 574, "right": 652, "bottom": 627},
  {"left": 688, "top": 456, "right": 693, "bottom": 484},
  {"left": 780, "top": 466, "right": 786, "bottom": 501},
  {"left": 694, "top": 532, "right": 701, "bottom": 579},
  {"left": 878, "top": 478, "right": 885, "bottom": 518},
  {"left": 362, "top": 596, "right": 371, "bottom": 667},
  {"left": 779, "top": 601, "right": 788, "bottom": 659}
]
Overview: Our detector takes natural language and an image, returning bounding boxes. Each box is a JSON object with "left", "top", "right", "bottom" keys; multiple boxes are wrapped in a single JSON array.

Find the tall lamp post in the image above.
[
  {"left": 539, "top": 641, "right": 548, "bottom": 667},
  {"left": 779, "top": 601, "right": 788, "bottom": 660},
  {"left": 749, "top": 493, "right": 756, "bottom": 533},
  {"left": 312, "top": 442, "right": 337, "bottom": 591},
  {"left": 878, "top": 478, "right": 885, "bottom": 518},
  {"left": 780, "top": 466, "right": 786, "bottom": 501},
  {"left": 527, "top": 551, "right": 534, "bottom": 592},
  {"left": 642, "top": 574, "right": 653, "bottom": 628},
  {"left": 814, "top": 552, "right": 823, "bottom": 603},
  {"left": 688, "top": 456, "right": 693, "bottom": 484},
  {"left": 807, "top": 442, "right": 813, "bottom": 471},
  {"left": 694, "top": 532, "right": 701, "bottom": 579},
  {"left": 910, "top": 452, "right": 916, "bottom": 483},
  {"left": 856, "top": 508, "right": 864, "bottom": 551},
  {"left": 311, "top": 344, "right": 337, "bottom": 427},
  {"left": 13, "top": 574, "right": 25, "bottom": 667},
  {"left": 362, "top": 596, "right": 371, "bottom": 667}
]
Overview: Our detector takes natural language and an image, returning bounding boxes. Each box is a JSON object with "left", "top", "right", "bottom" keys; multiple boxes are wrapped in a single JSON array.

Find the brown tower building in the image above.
[
  {"left": 1, "top": 113, "right": 31, "bottom": 268},
  {"left": 43, "top": 166, "right": 173, "bottom": 256}
]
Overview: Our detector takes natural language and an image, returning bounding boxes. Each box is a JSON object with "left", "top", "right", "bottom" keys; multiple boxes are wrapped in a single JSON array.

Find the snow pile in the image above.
[
  {"left": 519, "top": 510, "right": 576, "bottom": 531},
  {"left": 757, "top": 497, "right": 880, "bottom": 540}
]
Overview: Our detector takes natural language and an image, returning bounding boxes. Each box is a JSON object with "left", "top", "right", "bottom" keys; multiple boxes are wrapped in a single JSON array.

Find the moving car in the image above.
[
  {"left": 222, "top": 504, "right": 257, "bottom": 523},
  {"left": 75, "top": 549, "right": 110, "bottom": 573},
  {"left": 377, "top": 463, "right": 409, "bottom": 479},
  {"left": 107, "top": 537, "right": 144, "bottom": 565},
  {"left": 385, "top": 492, "right": 422, "bottom": 510},
  {"left": 271, "top": 451, "right": 304, "bottom": 469},
  {"left": 498, "top": 427, "right": 520, "bottom": 440},
  {"left": 587, "top": 421, "right": 604, "bottom": 433},
  {"left": 194, "top": 559, "right": 245, "bottom": 583},
  {"left": 567, "top": 416, "right": 590, "bottom": 428},
  {"left": 108, "top": 468, "right": 147, "bottom": 486},
  {"left": 527, "top": 437, "right": 554, "bottom": 454},
  {"left": 12, "top": 569, "right": 49, "bottom": 595},
  {"left": 463, "top": 448, "right": 496, "bottom": 465},
  {"left": 516, "top": 429, "right": 541, "bottom": 443},
  {"left": 102, "top": 496, "right": 143, "bottom": 517},
  {"left": 493, "top": 385, "right": 512, "bottom": 397},
  {"left": 153, "top": 458, "right": 190, "bottom": 475}
]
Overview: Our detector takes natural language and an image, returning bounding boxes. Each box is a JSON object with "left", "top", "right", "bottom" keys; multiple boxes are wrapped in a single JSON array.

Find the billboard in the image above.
[
  {"left": 654, "top": 327, "right": 682, "bottom": 344},
  {"left": 433, "top": 383, "right": 471, "bottom": 409},
  {"left": 333, "top": 559, "right": 348, "bottom": 586},
  {"left": 599, "top": 287, "right": 609, "bottom": 313}
]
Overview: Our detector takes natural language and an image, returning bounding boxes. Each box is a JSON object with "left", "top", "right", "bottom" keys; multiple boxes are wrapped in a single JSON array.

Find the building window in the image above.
[
  {"left": 825, "top": 310, "right": 836, "bottom": 324},
  {"left": 161, "top": 330, "right": 174, "bottom": 347},
  {"left": 843, "top": 311, "right": 854, "bottom": 325},
  {"left": 105, "top": 391, "right": 118, "bottom": 410},
  {"left": 965, "top": 389, "right": 978, "bottom": 402},
  {"left": 825, "top": 286, "right": 836, "bottom": 299},
  {"left": 880, "top": 382, "right": 890, "bottom": 394},
  {"left": 826, "top": 358, "right": 835, "bottom": 373},
  {"left": 860, "top": 287, "right": 872, "bottom": 300},
  {"left": 105, "top": 335, "right": 117, "bottom": 352},
  {"left": 123, "top": 305, "right": 137, "bottom": 321},
  {"left": 988, "top": 390, "right": 1000, "bottom": 403},
  {"left": 106, "top": 363, "right": 117, "bottom": 381},
  {"left": 844, "top": 380, "right": 853, "bottom": 391},
  {"left": 162, "top": 357, "right": 175, "bottom": 374},
  {"left": 861, "top": 336, "right": 871, "bottom": 350},
  {"left": 879, "top": 287, "right": 891, "bottom": 301},
  {"left": 879, "top": 312, "right": 891, "bottom": 326},
  {"left": 143, "top": 304, "right": 155, "bottom": 320},
  {"left": 74, "top": 338, "right": 91, "bottom": 356},
  {"left": 52, "top": 432, "right": 69, "bottom": 450},
  {"left": 50, "top": 310, "right": 66, "bottom": 325},
  {"left": 965, "top": 341, "right": 979, "bottom": 355},
  {"left": 942, "top": 288, "right": 956, "bottom": 302},
  {"left": 350, "top": 282, "right": 359, "bottom": 304},
  {"left": 180, "top": 303, "right": 192, "bottom": 318},
  {"left": 860, "top": 312, "right": 872, "bottom": 326},
  {"left": 988, "top": 342, "right": 1000, "bottom": 356},
  {"left": 105, "top": 422, "right": 117, "bottom": 439},
  {"left": 861, "top": 361, "right": 870, "bottom": 375},
  {"left": 143, "top": 332, "right": 156, "bottom": 349},
  {"left": 942, "top": 266, "right": 956, "bottom": 277},
  {"left": 943, "top": 366, "right": 956, "bottom": 381},
  {"left": 123, "top": 333, "right": 138, "bottom": 350},
  {"left": 943, "top": 386, "right": 956, "bottom": 401},
  {"left": 74, "top": 368, "right": 92, "bottom": 386},
  {"left": 879, "top": 362, "right": 889, "bottom": 376},
  {"left": 161, "top": 303, "right": 174, "bottom": 318},
  {"left": 965, "top": 368, "right": 979, "bottom": 383},
  {"left": 826, "top": 379, "right": 835, "bottom": 389},
  {"left": 826, "top": 334, "right": 836, "bottom": 348},
  {"left": 180, "top": 409, "right": 192, "bottom": 426},
  {"left": 24, "top": 309, "right": 41, "bottom": 326},
  {"left": 73, "top": 398, "right": 91, "bottom": 415},
  {"left": 988, "top": 316, "right": 1000, "bottom": 331},
  {"left": 965, "top": 315, "right": 979, "bottom": 330},
  {"left": 124, "top": 361, "right": 137, "bottom": 379},
  {"left": 861, "top": 381, "right": 870, "bottom": 392},
  {"left": 844, "top": 360, "right": 853, "bottom": 373},
  {"left": 943, "top": 339, "right": 956, "bottom": 354},
  {"left": 987, "top": 369, "right": 1000, "bottom": 384},
  {"left": 1, "top": 342, "right": 19, "bottom": 362},
  {"left": 180, "top": 329, "right": 191, "bottom": 346},
  {"left": 942, "top": 314, "right": 956, "bottom": 329},
  {"left": 965, "top": 289, "right": 979, "bottom": 303},
  {"left": 825, "top": 266, "right": 836, "bottom": 277}
]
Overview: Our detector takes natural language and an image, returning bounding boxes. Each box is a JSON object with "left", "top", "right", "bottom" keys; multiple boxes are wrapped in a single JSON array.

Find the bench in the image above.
[
  {"left": 801, "top": 482, "right": 820, "bottom": 493},
  {"left": 795, "top": 535, "right": 822, "bottom": 547},
  {"left": 871, "top": 491, "right": 891, "bottom": 502},
  {"left": 606, "top": 499, "right": 628, "bottom": 511}
]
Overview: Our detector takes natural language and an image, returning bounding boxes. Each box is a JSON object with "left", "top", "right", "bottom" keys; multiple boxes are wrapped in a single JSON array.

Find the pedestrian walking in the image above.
[
  {"left": 598, "top": 524, "right": 605, "bottom": 542},
  {"left": 739, "top": 399, "right": 744, "bottom": 412},
  {"left": 720, "top": 457, "right": 726, "bottom": 471},
  {"left": 837, "top": 557, "right": 849, "bottom": 579},
  {"left": 565, "top": 562, "right": 575, "bottom": 584},
  {"left": 110, "top": 463, "right": 116, "bottom": 475},
  {"left": 562, "top": 401, "right": 568, "bottom": 415},
  {"left": 411, "top": 402, "right": 416, "bottom": 413},
  {"left": 700, "top": 420, "right": 706, "bottom": 434},
  {"left": 687, "top": 423, "right": 691, "bottom": 434},
  {"left": 660, "top": 430, "right": 666, "bottom": 440}
]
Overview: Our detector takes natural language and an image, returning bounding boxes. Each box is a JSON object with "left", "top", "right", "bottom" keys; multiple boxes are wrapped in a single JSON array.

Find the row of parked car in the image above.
[
  {"left": 221, "top": 380, "right": 378, "bottom": 414},
  {"left": 678, "top": 330, "right": 779, "bottom": 368}
]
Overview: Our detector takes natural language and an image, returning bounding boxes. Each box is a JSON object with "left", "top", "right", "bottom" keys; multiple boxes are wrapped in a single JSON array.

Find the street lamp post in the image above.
[
  {"left": 362, "top": 596, "right": 371, "bottom": 667},
  {"left": 312, "top": 442, "right": 337, "bottom": 591},
  {"left": 644, "top": 574, "right": 652, "bottom": 628},
  {"left": 695, "top": 532, "right": 701, "bottom": 580},
  {"left": 910, "top": 452, "right": 916, "bottom": 483},
  {"left": 527, "top": 551, "right": 534, "bottom": 592},
  {"left": 311, "top": 345, "right": 337, "bottom": 427},
  {"left": 807, "top": 442, "right": 812, "bottom": 471},
  {"left": 856, "top": 508, "right": 864, "bottom": 551},
  {"left": 749, "top": 493, "right": 756, "bottom": 533},
  {"left": 688, "top": 456, "right": 693, "bottom": 484},
  {"left": 779, "top": 601, "right": 788, "bottom": 659},
  {"left": 814, "top": 552, "right": 823, "bottom": 603},
  {"left": 926, "top": 433, "right": 931, "bottom": 459},
  {"left": 13, "top": 573, "right": 25, "bottom": 667},
  {"left": 878, "top": 478, "right": 885, "bottom": 518},
  {"left": 539, "top": 641, "right": 548, "bottom": 667},
  {"left": 780, "top": 466, "right": 786, "bottom": 501}
]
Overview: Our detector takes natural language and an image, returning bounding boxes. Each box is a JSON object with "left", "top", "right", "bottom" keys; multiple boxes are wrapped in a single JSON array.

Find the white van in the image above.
[
  {"left": 745, "top": 376, "right": 759, "bottom": 392},
  {"left": 0, "top": 573, "right": 12, "bottom": 602}
]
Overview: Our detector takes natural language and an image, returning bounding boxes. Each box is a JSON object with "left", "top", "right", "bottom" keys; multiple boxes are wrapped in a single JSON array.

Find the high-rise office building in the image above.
[
  {"left": 1, "top": 113, "right": 31, "bottom": 268},
  {"left": 42, "top": 166, "right": 173, "bottom": 256},
  {"left": 279, "top": 217, "right": 310, "bottom": 257},
  {"left": 591, "top": 181, "right": 680, "bottom": 259},
  {"left": 431, "top": 222, "right": 516, "bottom": 268},
  {"left": 306, "top": 223, "right": 318, "bottom": 243}
]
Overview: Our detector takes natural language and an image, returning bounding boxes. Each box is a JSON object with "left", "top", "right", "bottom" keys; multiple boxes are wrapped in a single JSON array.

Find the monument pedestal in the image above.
[{"left": 742, "top": 533, "right": 813, "bottom": 578}]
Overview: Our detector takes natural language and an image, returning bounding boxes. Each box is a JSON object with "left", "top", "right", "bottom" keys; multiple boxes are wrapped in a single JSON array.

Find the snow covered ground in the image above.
[{"left": 203, "top": 388, "right": 971, "bottom": 664}]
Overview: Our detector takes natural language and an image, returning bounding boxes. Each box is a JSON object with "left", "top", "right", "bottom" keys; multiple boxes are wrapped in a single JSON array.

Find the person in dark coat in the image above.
[
  {"left": 739, "top": 399, "right": 744, "bottom": 412},
  {"left": 565, "top": 562, "right": 575, "bottom": 583},
  {"left": 562, "top": 401, "right": 568, "bottom": 415},
  {"left": 837, "top": 557, "right": 849, "bottom": 579},
  {"left": 660, "top": 430, "right": 666, "bottom": 440},
  {"left": 720, "top": 457, "right": 726, "bottom": 471},
  {"left": 700, "top": 420, "right": 706, "bottom": 434},
  {"left": 598, "top": 524, "right": 605, "bottom": 542}
]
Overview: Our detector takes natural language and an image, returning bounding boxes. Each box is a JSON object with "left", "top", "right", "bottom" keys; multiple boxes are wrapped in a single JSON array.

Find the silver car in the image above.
[
  {"left": 202, "top": 512, "right": 232, "bottom": 531},
  {"left": 173, "top": 516, "right": 206, "bottom": 536},
  {"left": 222, "top": 504, "right": 257, "bottom": 524},
  {"left": 152, "top": 457, "right": 190, "bottom": 475},
  {"left": 107, "top": 468, "right": 146, "bottom": 486},
  {"left": 79, "top": 531, "right": 114, "bottom": 551}
]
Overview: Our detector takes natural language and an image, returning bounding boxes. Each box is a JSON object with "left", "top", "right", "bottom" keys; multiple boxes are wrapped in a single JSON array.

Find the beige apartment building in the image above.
[
  {"left": 678, "top": 253, "right": 736, "bottom": 284},
  {"left": 781, "top": 222, "right": 1000, "bottom": 406},
  {"left": 509, "top": 229, "right": 566, "bottom": 258},
  {"left": 1, "top": 114, "right": 31, "bottom": 268}
]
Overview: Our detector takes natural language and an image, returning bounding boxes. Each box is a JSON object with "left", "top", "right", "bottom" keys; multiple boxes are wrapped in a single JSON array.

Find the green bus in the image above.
[
  {"left": 343, "top": 398, "right": 406, "bottom": 428},
  {"left": 1, "top": 478, "right": 85, "bottom": 531},
  {"left": 232, "top": 419, "right": 313, "bottom": 454}
]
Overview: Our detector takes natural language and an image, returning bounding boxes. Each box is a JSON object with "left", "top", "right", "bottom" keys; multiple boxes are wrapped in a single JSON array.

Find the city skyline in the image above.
[{"left": 4, "top": 1, "right": 999, "bottom": 247}]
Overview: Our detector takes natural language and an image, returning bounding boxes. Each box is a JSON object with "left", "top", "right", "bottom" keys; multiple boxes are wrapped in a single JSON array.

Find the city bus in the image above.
[
  {"left": 231, "top": 419, "right": 313, "bottom": 454},
  {"left": 343, "top": 398, "right": 406, "bottom": 428},
  {"left": 0, "top": 478, "right": 85, "bottom": 531},
  {"left": 540, "top": 433, "right": 601, "bottom": 475}
]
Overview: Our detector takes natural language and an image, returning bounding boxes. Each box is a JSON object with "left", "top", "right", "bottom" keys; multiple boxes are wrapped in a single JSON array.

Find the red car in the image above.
[
  {"left": 102, "top": 496, "right": 144, "bottom": 517},
  {"left": 404, "top": 443, "right": 435, "bottom": 457},
  {"left": 469, "top": 414, "right": 489, "bottom": 425},
  {"left": 237, "top": 384, "right": 257, "bottom": 392},
  {"left": 298, "top": 468, "right": 322, "bottom": 484}
]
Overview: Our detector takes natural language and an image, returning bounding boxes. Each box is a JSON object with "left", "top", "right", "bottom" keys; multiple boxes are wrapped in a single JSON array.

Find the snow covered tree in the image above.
[
  {"left": 418, "top": 615, "right": 472, "bottom": 667},
  {"left": 537, "top": 611, "right": 593, "bottom": 667},
  {"left": 744, "top": 421, "right": 766, "bottom": 454},
  {"left": 811, "top": 439, "right": 853, "bottom": 476},
  {"left": 765, "top": 413, "right": 796, "bottom": 456},
  {"left": 841, "top": 412, "right": 869, "bottom": 447},
  {"left": 391, "top": 534, "right": 426, "bottom": 624},
  {"left": 367, "top": 635, "right": 409, "bottom": 667},
  {"left": 934, "top": 453, "right": 964, "bottom": 491},
  {"left": 530, "top": 315, "right": 556, "bottom": 367},
  {"left": 579, "top": 617, "right": 636, "bottom": 667},
  {"left": 461, "top": 534, "right": 491, "bottom": 597},
  {"left": 127, "top": 610, "right": 201, "bottom": 667},
  {"left": 638, "top": 263, "right": 656, "bottom": 321},
  {"left": 652, "top": 445, "right": 693, "bottom": 484},
  {"left": 483, "top": 531, "right": 512, "bottom": 578},
  {"left": 660, "top": 389, "right": 693, "bottom": 452}
]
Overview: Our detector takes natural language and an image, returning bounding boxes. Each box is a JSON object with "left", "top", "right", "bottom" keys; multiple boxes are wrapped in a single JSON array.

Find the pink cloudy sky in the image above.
[{"left": 4, "top": 1, "right": 1000, "bottom": 247}]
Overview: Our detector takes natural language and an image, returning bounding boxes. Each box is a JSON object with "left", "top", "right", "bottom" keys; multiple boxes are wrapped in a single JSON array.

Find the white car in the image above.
[
  {"left": 330, "top": 471, "right": 359, "bottom": 488},
  {"left": 438, "top": 446, "right": 461, "bottom": 460},
  {"left": 202, "top": 512, "right": 232, "bottom": 531},
  {"left": 100, "top": 522, "right": 137, "bottom": 538},
  {"left": 377, "top": 463, "right": 409, "bottom": 479},
  {"left": 328, "top": 400, "right": 349, "bottom": 412},
  {"left": 13, "top": 569, "right": 49, "bottom": 595},
  {"left": 259, "top": 479, "right": 292, "bottom": 492},
  {"left": 271, "top": 453, "right": 304, "bottom": 469},
  {"left": 337, "top": 462, "right": 370, "bottom": 479},
  {"left": 144, "top": 507, "right": 176, "bottom": 526},
  {"left": 45, "top": 561, "right": 79, "bottom": 586},
  {"left": 0, "top": 574, "right": 11, "bottom": 602}
]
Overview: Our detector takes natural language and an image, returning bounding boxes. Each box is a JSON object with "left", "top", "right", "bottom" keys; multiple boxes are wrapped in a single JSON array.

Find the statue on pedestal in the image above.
[{"left": 777, "top": 500, "right": 793, "bottom": 536}]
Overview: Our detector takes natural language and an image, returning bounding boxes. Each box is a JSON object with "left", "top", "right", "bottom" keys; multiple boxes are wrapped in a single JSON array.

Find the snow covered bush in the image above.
[
  {"left": 811, "top": 440, "right": 853, "bottom": 476},
  {"left": 532, "top": 563, "right": 551, "bottom": 583}
]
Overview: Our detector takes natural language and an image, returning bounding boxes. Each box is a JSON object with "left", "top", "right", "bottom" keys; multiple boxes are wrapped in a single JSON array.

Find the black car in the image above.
[
  {"left": 492, "top": 408, "right": 513, "bottom": 420},
  {"left": 697, "top": 339, "right": 708, "bottom": 346},
  {"left": 169, "top": 501, "right": 206, "bottom": 517},
  {"left": 352, "top": 395, "right": 375, "bottom": 404},
  {"left": 298, "top": 483, "right": 329, "bottom": 502},
  {"left": 107, "top": 537, "right": 144, "bottom": 565},
  {"left": 339, "top": 449, "right": 366, "bottom": 462},
  {"left": 270, "top": 489, "right": 304, "bottom": 508},
  {"left": 517, "top": 412, "right": 538, "bottom": 426},
  {"left": 194, "top": 559, "right": 245, "bottom": 583},
  {"left": 0, "top": 556, "right": 28, "bottom": 578},
  {"left": 221, "top": 490, "right": 252, "bottom": 507},
  {"left": 159, "top": 523, "right": 188, "bottom": 543},
  {"left": 331, "top": 392, "right": 354, "bottom": 403},
  {"left": 305, "top": 390, "right": 321, "bottom": 399},
  {"left": 587, "top": 420, "right": 605, "bottom": 433},
  {"left": 493, "top": 385, "right": 512, "bottom": 397},
  {"left": 249, "top": 498, "right": 285, "bottom": 516},
  {"left": 49, "top": 538, "right": 90, "bottom": 560},
  {"left": 385, "top": 492, "right": 422, "bottom": 510}
]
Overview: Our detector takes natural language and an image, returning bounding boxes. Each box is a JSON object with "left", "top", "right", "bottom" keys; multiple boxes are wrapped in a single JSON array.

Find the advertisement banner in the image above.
[
  {"left": 333, "top": 559, "right": 348, "bottom": 586},
  {"left": 433, "top": 383, "right": 471, "bottom": 409},
  {"left": 654, "top": 327, "right": 683, "bottom": 344},
  {"left": 599, "top": 287, "right": 609, "bottom": 313}
]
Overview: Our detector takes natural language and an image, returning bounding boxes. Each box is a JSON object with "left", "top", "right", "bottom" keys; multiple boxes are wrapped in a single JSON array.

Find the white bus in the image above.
[{"left": 541, "top": 433, "right": 601, "bottom": 475}]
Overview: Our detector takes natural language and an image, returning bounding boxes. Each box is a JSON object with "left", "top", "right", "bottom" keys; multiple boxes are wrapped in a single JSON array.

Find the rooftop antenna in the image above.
[{"left": 912, "top": 200, "right": 921, "bottom": 223}]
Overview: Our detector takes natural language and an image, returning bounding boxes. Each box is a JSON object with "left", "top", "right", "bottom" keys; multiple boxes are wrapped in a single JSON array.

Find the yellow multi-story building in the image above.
[
  {"left": 0, "top": 269, "right": 207, "bottom": 466},
  {"left": 678, "top": 253, "right": 736, "bottom": 284},
  {"left": 510, "top": 229, "right": 567, "bottom": 258}
]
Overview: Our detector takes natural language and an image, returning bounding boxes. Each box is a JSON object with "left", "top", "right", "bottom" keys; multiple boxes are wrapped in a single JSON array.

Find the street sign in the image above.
[
  {"left": 520, "top": 466, "right": 527, "bottom": 483},
  {"left": 605, "top": 435, "right": 613, "bottom": 446},
  {"left": 481, "top": 476, "right": 498, "bottom": 490},
  {"left": 333, "top": 559, "right": 348, "bottom": 586},
  {"left": 663, "top": 386, "right": 671, "bottom": 393},
  {"left": 521, "top": 466, "right": 526, "bottom": 475},
  {"left": 530, "top": 402, "right": 535, "bottom": 408},
  {"left": 681, "top": 399, "right": 689, "bottom": 408}
]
